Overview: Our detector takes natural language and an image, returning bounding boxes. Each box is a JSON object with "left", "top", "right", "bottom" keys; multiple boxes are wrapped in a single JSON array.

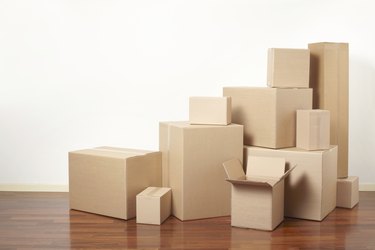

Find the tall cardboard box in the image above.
[
  {"left": 223, "top": 157, "right": 294, "bottom": 231},
  {"left": 337, "top": 176, "right": 359, "bottom": 209},
  {"left": 267, "top": 48, "right": 310, "bottom": 88},
  {"left": 69, "top": 147, "right": 162, "bottom": 220},
  {"left": 159, "top": 121, "right": 243, "bottom": 221},
  {"left": 189, "top": 96, "right": 231, "bottom": 125},
  {"left": 223, "top": 87, "right": 312, "bottom": 148},
  {"left": 309, "top": 42, "right": 349, "bottom": 178},
  {"left": 245, "top": 146, "right": 337, "bottom": 221}
]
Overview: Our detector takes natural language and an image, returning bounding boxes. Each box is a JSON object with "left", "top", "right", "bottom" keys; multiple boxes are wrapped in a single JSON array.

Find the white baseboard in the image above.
[
  {"left": 0, "top": 184, "right": 69, "bottom": 192},
  {"left": 359, "top": 184, "right": 375, "bottom": 191}
]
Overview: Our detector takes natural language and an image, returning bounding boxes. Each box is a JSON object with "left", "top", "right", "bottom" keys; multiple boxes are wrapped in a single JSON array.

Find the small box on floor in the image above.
[
  {"left": 223, "top": 157, "right": 294, "bottom": 231},
  {"left": 189, "top": 96, "right": 231, "bottom": 125},
  {"left": 337, "top": 176, "right": 359, "bottom": 209},
  {"left": 136, "top": 187, "right": 172, "bottom": 225}
]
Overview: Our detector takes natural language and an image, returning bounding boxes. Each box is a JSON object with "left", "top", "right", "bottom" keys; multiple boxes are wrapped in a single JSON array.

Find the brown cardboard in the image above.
[
  {"left": 337, "top": 176, "right": 359, "bottom": 209},
  {"left": 267, "top": 48, "right": 310, "bottom": 88},
  {"left": 136, "top": 187, "right": 172, "bottom": 225},
  {"left": 223, "top": 157, "right": 294, "bottom": 231},
  {"left": 297, "top": 109, "right": 330, "bottom": 150},
  {"left": 69, "top": 147, "right": 162, "bottom": 220},
  {"left": 309, "top": 42, "right": 349, "bottom": 178},
  {"left": 245, "top": 145, "right": 337, "bottom": 221},
  {"left": 223, "top": 87, "right": 312, "bottom": 148},
  {"left": 159, "top": 121, "right": 243, "bottom": 221},
  {"left": 189, "top": 96, "right": 231, "bottom": 125}
]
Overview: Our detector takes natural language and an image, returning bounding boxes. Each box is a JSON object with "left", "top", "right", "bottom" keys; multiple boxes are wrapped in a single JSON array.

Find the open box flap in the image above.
[
  {"left": 246, "top": 156, "right": 286, "bottom": 179},
  {"left": 223, "top": 158, "right": 245, "bottom": 180}
]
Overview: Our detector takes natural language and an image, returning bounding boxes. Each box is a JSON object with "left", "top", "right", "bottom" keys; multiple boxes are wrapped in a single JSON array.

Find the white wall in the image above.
[{"left": 1, "top": 0, "right": 374, "bottom": 188}]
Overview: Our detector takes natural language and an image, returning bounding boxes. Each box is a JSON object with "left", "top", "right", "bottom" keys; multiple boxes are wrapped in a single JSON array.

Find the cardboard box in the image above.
[
  {"left": 189, "top": 96, "right": 231, "bottom": 125},
  {"left": 223, "top": 157, "right": 294, "bottom": 231},
  {"left": 337, "top": 176, "right": 359, "bottom": 209},
  {"left": 267, "top": 48, "right": 310, "bottom": 88},
  {"left": 297, "top": 109, "right": 330, "bottom": 150},
  {"left": 159, "top": 121, "right": 243, "bottom": 221},
  {"left": 309, "top": 42, "right": 349, "bottom": 178},
  {"left": 69, "top": 147, "right": 162, "bottom": 220},
  {"left": 245, "top": 145, "right": 337, "bottom": 221},
  {"left": 136, "top": 187, "right": 172, "bottom": 225},
  {"left": 223, "top": 87, "right": 312, "bottom": 148}
]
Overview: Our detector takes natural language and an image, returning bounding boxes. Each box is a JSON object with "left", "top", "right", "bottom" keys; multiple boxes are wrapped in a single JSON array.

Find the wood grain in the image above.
[{"left": 0, "top": 192, "right": 374, "bottom": 249}]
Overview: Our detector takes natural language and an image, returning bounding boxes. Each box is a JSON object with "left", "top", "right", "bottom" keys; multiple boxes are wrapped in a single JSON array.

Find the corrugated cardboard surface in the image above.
[
  {"left": 159, "top": 121, "right": 243, "bottom": 221},
  {"left": 267, "top": 48, "right": 310, "bottom": 88},
  {"left": 189, "top": 96, "right": 231, "bottom": 125},
  {"left": 309, "top": 42, "right": 349, "bottom": 178},
  {"left": 223, "top": 87, "right": 312, "bottom": 148},
  {"left": 337, "top": 176, "right": 359, "bottom": 209},
  {"left": 69, "top": 147, "right": 162, "bottom": 220},
  {"left": 245, "top": 146, "right": 337, "bottom": 221}
]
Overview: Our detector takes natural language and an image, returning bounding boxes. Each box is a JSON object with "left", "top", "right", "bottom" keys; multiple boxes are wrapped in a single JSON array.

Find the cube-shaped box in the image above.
[
  {"left": 69, "top": 147, "right": 162, "bottom": 220},
  {"left": 245, "top": 145, "right": 337, "bottom": 221},
  {"left": 267, "top": 48, "right": 310, "bottom": 88},
  {"left": 189, "top": 96, "right": 231, "bottom": 125},
  {"left": 337, "top": 176, "right": 359, "bottom": 209},
  {"left": 297, "top": 109, "right": 330, "bottom": 150},
  {"left": 159, "top": 121, "right": 243, "bottom": 221},
  {"left": 223, "top": 157, "right": 294, "bottom": 231},
  {"left": 136, "top": 187, "right": 172, "bottom": 225},
  {"left": 223, "top": 87, "right": 312, "bottom": 148}
]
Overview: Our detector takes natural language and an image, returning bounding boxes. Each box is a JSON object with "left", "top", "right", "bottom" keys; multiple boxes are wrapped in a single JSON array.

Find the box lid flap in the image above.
[
  {"left": 246, "top": 156, "right": 286, "bottom": 179},
  {"left": 222, "top": 159, "right": 245, "bottom": 179},
  {"left": 137, "top": 187, "right": 171, "bottom": 197}
]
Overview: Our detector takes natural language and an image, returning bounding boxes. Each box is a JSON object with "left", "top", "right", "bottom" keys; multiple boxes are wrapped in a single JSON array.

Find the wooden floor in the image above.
[{"left": 0, "top": 192, "right": 374, "bottom": 250}]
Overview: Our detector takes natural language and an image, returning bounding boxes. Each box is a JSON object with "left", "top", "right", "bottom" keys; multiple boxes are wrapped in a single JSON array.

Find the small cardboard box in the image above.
[
  {"left": 223, "top": 87, "right": 312, "bottom": 148},
  {"left": 309, "top": 42, "right": 349, "bottom": 178},
  {"left": 245, "top": 145, "right": 337, "bottom": 221},
  {"left": 267, "top": 48, "right": 310, "bottom": 88},
  {"left": 223, "top": 157, "right": 294, "bottom": 231},
  {"left": 297, "top": 109, "right": 330, "bottom": 150},
  {"left": 69, "top": 147, "right": 162, "bottom": 220},
  {"left": 337, "top": 176, "right": 359, "bottom": 209},
  {"left": 159, "top": 121, "right": 243, "bottom": 221},
  {"left": 136, "top": 187, "right": 172, "bottom": 225},
  {"left": 189, "top": 96, "right": 231, "bottom": 125}
]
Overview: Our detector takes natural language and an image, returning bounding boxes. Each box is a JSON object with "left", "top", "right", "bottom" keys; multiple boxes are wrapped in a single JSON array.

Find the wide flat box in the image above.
[
  {"left": 159, "top": 121, "right": 243, "bottom": 221},
  {"left": 189, "top": 96, "right": 231, "bottom": 125},
  {"left": 309, "top": 42, "right": 349, "bottom": 178},
  {"left": 223, "top": 157, "right": 294, "bottom": 231},
  {"left": 297, "top": 109, "right": 330, "bottom": 150},
  {"left": 245, "top": 145, "right": 338, "bottom": 221},
  {"left": 223, "top": 87, "right": 312, "bottom": 148},
  {"left": 69, "top": 147, "right": 162, "bottom": 220},
  {"left": 267, "top": 48, "right": 310, "bottom": 88},
  {"left": 337, "top": 176, "right": 359, "bottom": 209},
  {"left": 136, "top": 187, "right": 172, "bottom": 225}
]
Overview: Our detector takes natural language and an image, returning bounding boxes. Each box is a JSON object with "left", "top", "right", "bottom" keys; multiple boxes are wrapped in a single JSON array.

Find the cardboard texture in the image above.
[
  {"left": 267, "top": 48, "right": 310, "bottom": 88},
  {"left": 245, "top": 145, "right": 338, "bottom": 221},
  {"left": 159, "top": 121, "right": 243, "bottom": 221},
  {"left": 297, "top": 109, "right": 330, "bottom": 150},
  {"left": 69, "top": 147, "right": 162, "bottom": 220},
  {"left": 337, "top": 176, "right": 359, "bottom": 209},
  {"left": 223, "top": 157, "right": 294, "bottom": 231},
  {"left": 223, "top": 87, "right": 312, "bottom": 148},
  {"left": 189, "top": 96, "right": 231, "bottom": 125},
  {"left": 309, "top": 42, "right": 349, "bottom": 178},
  {"left": 136, "top": 187, "right": 172, "bottom": 225}
]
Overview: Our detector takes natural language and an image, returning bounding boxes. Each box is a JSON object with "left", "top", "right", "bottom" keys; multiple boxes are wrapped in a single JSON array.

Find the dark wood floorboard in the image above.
[{"left": 0, "top": 192, "right": 374, "bottom": 249}]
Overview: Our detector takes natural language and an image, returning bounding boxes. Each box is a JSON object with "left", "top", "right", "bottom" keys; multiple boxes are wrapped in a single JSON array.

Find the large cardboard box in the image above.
[
  {"left": 337, "top": 176, "right": 359, "bottom": 209},
  {"left": 159, "top": 121, "right": 243, "bottom": 221},
  {"left": 309, "top": 42, "right": 349, "bottom": 178},
  {"left": 223, "top": 157, "right": 294, "bottom": 231},
  {"left": 69, "top": 147, "right": 162, "bottom": 220},
  {"left": 297, "top": 109, "right": 330, "bottom": 150},
  {"left": 223, "top": 87, "right": 312, "bottom": 148},
  {"left": 245, "top": 145, "right": 338, "bottom": 221},
  {"left": 267, "top": 48, "right": 310, "bottom": 88},
  {"left": 136, "top": 187, "right": 172, "bottom": 225},
  {"left": 189, "top": 96, "right": 231, "bottom": 125}
]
